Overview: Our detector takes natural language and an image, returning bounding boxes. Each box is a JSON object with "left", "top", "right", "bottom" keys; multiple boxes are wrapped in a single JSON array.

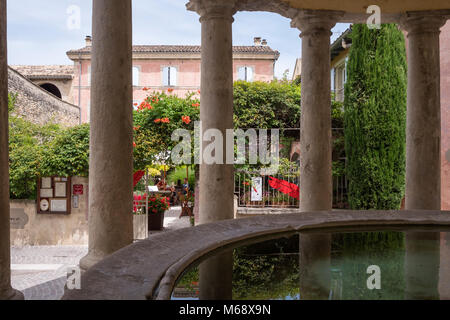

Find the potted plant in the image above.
[{"left": 148, "top": 195, "right": 170, "bottom": 231}]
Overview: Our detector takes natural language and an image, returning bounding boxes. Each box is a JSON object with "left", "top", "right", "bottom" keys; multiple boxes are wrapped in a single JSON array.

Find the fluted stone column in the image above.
[
  {"left": 80, "top": 0, "right": 133, "bottom": 270},
  {"left": 401, "top": 14, "right": 447, "bottom": 210},
  {"left": 0, "top": 0, "right": 23, "bottom": 300},
  {"left": 292, "top": 10, "right": 343, "bottom": 211},
  {"left": 187, "top": 0, "right": 236, "bottom": 224}
]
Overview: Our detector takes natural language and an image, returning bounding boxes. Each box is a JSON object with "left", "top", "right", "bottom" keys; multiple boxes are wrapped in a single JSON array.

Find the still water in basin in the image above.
[{"left": 171, "top": 230, "right": 450, "bottom": 300}]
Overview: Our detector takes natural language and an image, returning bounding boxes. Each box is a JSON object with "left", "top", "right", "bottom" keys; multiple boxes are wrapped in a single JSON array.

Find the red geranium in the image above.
[{"left": 182, "top": 116, "right": 191, "bottom": 124}]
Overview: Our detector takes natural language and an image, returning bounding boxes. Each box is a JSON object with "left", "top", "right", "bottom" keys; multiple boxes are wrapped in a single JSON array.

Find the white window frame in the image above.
[
  {"left": 331, "top": 68, "right": 335, "bottom": 93},
  {"left": 87, "top": 65, "right": 91, "bottom": 86},
  {"left": 132, "top": 66, "right": 141, "bottom": 87},
  {"left": 162, "top": 66, "right": 178, "bottom": 87},
  {"left": 237, "top": 66, "right": 254, "bottom": 82}
]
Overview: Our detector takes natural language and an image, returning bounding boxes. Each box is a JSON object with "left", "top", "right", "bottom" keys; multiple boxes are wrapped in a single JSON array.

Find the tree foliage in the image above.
[
  {"left": 8, "top": 94, "right": 89, "bottom": 199},
  {"left": 344, "top": 24, "right": 407, "bottom": 210},
  {"left": 233, "top": 80, "right": 301, "bottom": 129}
]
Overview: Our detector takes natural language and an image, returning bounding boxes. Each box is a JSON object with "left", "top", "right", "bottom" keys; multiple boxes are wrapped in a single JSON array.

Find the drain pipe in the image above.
[{"left": 78, "top": 52, "right": 82, "bottom": 125}]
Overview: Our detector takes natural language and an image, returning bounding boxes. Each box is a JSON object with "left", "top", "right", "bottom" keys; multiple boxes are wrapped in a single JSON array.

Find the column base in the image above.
[
  {"left": 79, "top": 251, "right": 107, "bottom": 272},
  {"left": 0, "top": 288, "right": 24, "bottom": 300}
]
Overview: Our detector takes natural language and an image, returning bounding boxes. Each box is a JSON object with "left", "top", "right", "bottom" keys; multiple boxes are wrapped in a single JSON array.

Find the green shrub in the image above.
[
  {"left": 233, "top": 80, "right": 301, "bottom": 130},
  {"left": 40, "top": 124, "right": 90, "bottom": 177}
]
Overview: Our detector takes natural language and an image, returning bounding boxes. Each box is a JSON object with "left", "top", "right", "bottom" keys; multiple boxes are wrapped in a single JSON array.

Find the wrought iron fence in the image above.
[
  {"left": 234, "top": 161, "right": 348, "bottom": 209},
  {"left": 234, "top": 168, "right": 300, "bottom": 208}
]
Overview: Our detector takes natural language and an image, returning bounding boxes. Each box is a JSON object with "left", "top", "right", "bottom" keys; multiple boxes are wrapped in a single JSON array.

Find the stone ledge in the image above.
[{"left": 62, "top": 210, "right": 450, "bottom": 300}]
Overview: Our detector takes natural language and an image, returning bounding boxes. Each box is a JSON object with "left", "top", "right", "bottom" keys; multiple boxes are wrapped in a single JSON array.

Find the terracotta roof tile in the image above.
[
  {"left": 10, "top": 65, "right": 74, "bottom": 80},
  {"left": 67, "top": 45, "right": 279, "bottom": 56}
]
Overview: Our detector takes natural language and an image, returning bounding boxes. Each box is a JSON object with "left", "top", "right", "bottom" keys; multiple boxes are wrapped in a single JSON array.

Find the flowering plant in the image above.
[
  {"left": 133, "top": 193, "right": 170, "bottom": 215},
  {"left": 148, "top": 196, "right": 170, "bottom": 214},
  {"left": 133, "top": 90, "right": 200, "bottom": 170}
]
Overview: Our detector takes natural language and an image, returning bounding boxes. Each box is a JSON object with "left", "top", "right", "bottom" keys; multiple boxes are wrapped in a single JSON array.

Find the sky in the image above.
[{"left": 6, "top": 0, "right": 350, "bottom": 79}]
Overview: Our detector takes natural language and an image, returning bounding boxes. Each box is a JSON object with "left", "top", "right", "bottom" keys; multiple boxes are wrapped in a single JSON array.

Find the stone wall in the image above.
[
  {"left": 8, "top": 67, "right": 80, "bottom": 127},
  {"left": 10, "top": 177, "right": 89, "bottom": 247}
]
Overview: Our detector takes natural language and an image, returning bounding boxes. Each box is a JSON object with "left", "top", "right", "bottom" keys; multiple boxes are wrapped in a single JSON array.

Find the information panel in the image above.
[{"left": 37, "top": 177, "right": 72, "bottom": 215}]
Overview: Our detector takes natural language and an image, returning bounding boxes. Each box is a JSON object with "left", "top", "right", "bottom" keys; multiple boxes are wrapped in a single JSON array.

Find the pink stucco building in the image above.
[
  {"left": 441, "top": 21, "right": 450, "bottom": 210},
  {"left": 65, "top": 36, "right": 279, "bottom": 123}
]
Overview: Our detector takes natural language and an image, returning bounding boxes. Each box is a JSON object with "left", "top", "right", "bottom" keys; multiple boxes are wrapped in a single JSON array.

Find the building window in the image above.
[
  {"left": 331, "top": 68, "right": 335, "bottom": 92},
  {"left": 238, "top": 66, "right": 254, "bottom": 82},
  {"left": 162, "top": 66, "right": 177, "bottom": 87},
  {"left": 87, "top": 65, "right": 91, "bottom": 86},
  {"left": 334, "top": 62, "right": 346, "bottom": 102},
  {"left": 133, "top": 66, "right": 140, "bottom": 87},
  {"left": 344, "top": 57, "right": 349, "bottom": 85}
]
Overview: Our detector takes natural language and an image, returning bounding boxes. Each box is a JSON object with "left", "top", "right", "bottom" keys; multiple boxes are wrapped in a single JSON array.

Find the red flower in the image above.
[
  {"left": 182, "top": 116, "right": 191, "bottom": 125},
  {"left": 192, "top": 103, "right": 200, "bottom": 108},
  {"left": 168, "top": 88, "right": 174, "bottom": 93},
  {"left": 161, "top": 118, "right": 170, "bottom": 123},
  {"left": 133, "top": 142, "right": 137, "bottom": 148},
  {"left": 154, "top": 119, "right": 161, "bottom": 123}
]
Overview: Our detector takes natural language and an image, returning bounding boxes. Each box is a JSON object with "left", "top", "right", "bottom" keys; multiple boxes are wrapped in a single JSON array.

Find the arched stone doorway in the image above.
[{"left": 39, "top": 83, "right": 62, "bottom": 99}]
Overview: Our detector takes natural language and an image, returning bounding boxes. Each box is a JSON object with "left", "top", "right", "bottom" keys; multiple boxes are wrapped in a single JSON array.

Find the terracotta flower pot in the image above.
[{"left": 148, "top": 210, "right": 165, "bottom": 231}]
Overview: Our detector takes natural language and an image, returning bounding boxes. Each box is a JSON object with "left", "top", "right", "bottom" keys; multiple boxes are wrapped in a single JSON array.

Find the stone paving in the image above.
[{"left": 10, "top": 207, "right": 190, "bottom": 300}]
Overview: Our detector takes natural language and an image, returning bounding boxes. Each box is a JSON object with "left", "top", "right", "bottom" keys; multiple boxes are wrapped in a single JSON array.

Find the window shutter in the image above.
[
  {"left": 247, "top": 67, "right": 254, "bottom": 82},
  {"left": 132, "top": 67, "right": 140, "bottom": 86},
  {"left": 162, "top": 67, "right": 169, "bottom": 86},
  {"left": 238, "top": 67, "right": 246, "bottom": 81},
  {"left": 170, "top": 67, "right": 177, "bottom": 86},
  {"left": 331, "top": 68, "right": 335, "bottom": 92}
]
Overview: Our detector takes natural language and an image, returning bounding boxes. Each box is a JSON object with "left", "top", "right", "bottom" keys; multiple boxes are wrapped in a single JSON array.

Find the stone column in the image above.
[
  {"left": 291, "top": 10, "right": 343, "bottom": 212},
  {"left": 0, "top": 0, "right": 23, "bottom": 300},
  {"left": 80, "top": 0, "right": 133, "bottom": 270},
  {"left": 187, "top": 0, "right": 236, "bottom": 224},
  {"left": 401, "top": 14, "right": 447, "bottom": 210}
]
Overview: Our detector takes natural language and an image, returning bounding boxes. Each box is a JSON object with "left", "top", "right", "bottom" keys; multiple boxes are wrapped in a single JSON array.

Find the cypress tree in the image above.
[{"left": 344, "top": 24, "right": 407, "bottom": 210}]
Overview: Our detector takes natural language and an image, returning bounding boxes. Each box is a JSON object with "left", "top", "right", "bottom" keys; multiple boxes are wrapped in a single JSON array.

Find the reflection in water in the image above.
[
  {"left": 299, "top": 233, "right": 331, "bottom": 300},
  {"left": 171, "top": 230, "right": 447, "bottom": 300},
  {"left": 333, "top": 231, "right": 405, "bottom": 299},
  {"left": 439, "top": 232, "right": 450, "bottom": 299},
  {"left": 405, "top": 232, "right": 440, "bottom": 300},
  {"left": 199, "top": 250, "right": 233, "bottom": 300}
]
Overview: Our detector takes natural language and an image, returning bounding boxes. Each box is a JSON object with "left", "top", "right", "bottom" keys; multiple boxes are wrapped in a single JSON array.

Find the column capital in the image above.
[
  {"left": 291, "top": 9, "right": 344, "bottom": 37},
  {"left": 186, "top": 0, "right": 237, "bottom": 22},
  {"left": 400, "top": 12, "right": 447, "bottom": 36}
]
